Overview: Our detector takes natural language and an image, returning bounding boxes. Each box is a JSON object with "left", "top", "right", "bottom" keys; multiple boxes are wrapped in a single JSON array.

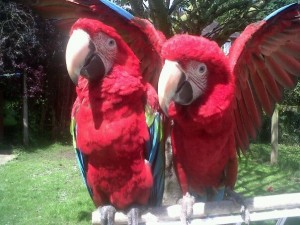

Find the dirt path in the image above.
[{"left": 0, "top": 151, "right": 17, "bottom": 165}]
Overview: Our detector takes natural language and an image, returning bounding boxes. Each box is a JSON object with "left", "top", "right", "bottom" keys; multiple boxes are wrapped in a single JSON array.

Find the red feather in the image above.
[{"left": 72, "top": 20, "right": 153, "bottom": 209}]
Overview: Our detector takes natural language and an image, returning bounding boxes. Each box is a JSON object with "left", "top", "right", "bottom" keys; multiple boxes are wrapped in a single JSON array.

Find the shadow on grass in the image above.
[
  {"left": 236, "top": 153, "right": 300, "bottom": 197},
  {"left": 0, "top": 143, "right": 13, "bottom": 154},
  {"left": 1, "top": 124, "right": 73, "bottom": 154},
  {"left": 77, "top": 210, "right": 92, "bottom": 222},
  {"left": 0, "top": 138, "right": 73, "bottom": 155}
]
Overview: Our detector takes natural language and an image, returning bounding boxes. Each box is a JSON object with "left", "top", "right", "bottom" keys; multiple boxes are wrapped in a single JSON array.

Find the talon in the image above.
[
  {"left": 225, "top": 187, "right": 250, "bottom": 224},
  {"left": 127, "top": 207, "right": 140, "bottom": 225},
  {"left": 180, "top": 192, "right": 195, "bottom": 225},
  {"left": 100, "top": 205, "right": 116, "bottom": 225},
  {"left": 241, "top": 205, "right": 250, "bottom": 225}
]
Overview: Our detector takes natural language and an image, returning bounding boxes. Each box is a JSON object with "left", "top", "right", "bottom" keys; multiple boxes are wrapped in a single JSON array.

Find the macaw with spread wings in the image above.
[{"left": 157, "top": 3, "right": 300, "bottom": 224}]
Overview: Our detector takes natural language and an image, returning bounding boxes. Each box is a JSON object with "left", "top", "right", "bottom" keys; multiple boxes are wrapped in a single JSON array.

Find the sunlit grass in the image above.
[
  {"left": 236, "top": 143, "right": 300, "bottom": 197},
  {"left": 0, "top": 143, "right": 94, "bottom": 225},
  {"left": 236, "top": 143, "right": 300, "bottom": 225},
  {"left": 0, "top": 143, "right": 299, "bottom": 224}
]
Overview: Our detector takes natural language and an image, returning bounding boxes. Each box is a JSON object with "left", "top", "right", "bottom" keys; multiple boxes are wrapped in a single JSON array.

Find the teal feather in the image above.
[
  {"left": 70, "top": 118, "right": 93, "bottom": 198},
  {"left": 145, "top": 106, "right": 165, "bottom": 206},
  {"left": 99, "top": 0, "right": 133, "bottom": 20},
  {"left": 264, "top": 3, "right": 297, "bottom": 21}
]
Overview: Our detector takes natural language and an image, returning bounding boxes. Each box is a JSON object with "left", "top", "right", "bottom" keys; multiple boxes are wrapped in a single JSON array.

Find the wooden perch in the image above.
[{"left": 92, "top": 193, "right": 300, "bottom": 224}]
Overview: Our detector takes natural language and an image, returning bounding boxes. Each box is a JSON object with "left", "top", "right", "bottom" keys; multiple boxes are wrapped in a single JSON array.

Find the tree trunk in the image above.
[
  {"left": 0, "top": 89, "right": 3, "bottom": 143},
  {"left": 270, "top": 106, "right": 278, "bottom": 164},
  {"left": 39, "top": 103, "right": 47, "bottom": 132},
  {"left": 23, "top": 72, "right": 29, "bottom": 146},
  {"left": 148, "top": 0, "right": 173, "bottom": 37},
  {"left": 129, "top": 0, "right": 146, "bottom": 18}
]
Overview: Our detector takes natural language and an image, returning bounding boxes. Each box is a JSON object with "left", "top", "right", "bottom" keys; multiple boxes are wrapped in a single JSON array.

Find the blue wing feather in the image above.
[
  {"left": 264, "top": 3, "right": 297, "bottom": 21},
  {"left": 71, "top": 118, "right": 93, "bottom": 198},
  {"left": 145, "top": 110, "right": 165, "bottom": 206},
  {"left": 98, "top": 0, "right": 133, "bottom": 20}
]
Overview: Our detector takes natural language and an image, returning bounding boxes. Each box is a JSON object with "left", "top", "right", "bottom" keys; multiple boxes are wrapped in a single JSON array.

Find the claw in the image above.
[
  {"left": 127, "top": 207, "right": 140, "bottom": 225},
  {"left": 180, "top": 192, "right": 195, "bottom": 225},
  {"left": 100, "top": 205, "right": 116, "bottom": 225},
  {"left": 240, "top": 204, "right": 250, "bottom": 225},
  {"left": 225, "top": 187, "right": 250, "bottom": 224}
]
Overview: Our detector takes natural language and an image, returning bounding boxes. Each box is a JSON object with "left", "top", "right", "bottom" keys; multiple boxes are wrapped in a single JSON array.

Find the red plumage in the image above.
[
  {"left": 71, "top": 19, "right": 155, "bottom": 209},
  {"left": 161, "top": 35, "right": 237, "bottom": 195}
]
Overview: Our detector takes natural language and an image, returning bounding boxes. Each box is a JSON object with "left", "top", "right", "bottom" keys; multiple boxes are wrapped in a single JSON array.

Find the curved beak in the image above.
[
  {"left": 66, "top": 29, "right": 105, "bottom": 85},
  {"left": 158, "top": 60, "right": 184, "bottom": 116}
]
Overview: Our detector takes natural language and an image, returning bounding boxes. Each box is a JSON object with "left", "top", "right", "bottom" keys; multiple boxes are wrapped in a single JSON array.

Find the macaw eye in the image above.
[
  {"left": 108, "top": 39, "right": 116, "bottom": 47},
  {"left": 198, "top": 63, "right": 207, "bottom": 75}
]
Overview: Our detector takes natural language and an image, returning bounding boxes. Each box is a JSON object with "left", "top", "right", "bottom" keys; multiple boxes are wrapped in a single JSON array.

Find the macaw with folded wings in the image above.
[{"left": 28, "top": 1, "right": 166, "bottom": 225}]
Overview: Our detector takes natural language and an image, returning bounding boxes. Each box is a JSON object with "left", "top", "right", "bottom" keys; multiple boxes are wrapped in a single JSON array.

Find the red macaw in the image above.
[
  {"left": 28, "top": 1, "right": 166, "bottom": 225},
  {"left": 158, "top": 3, "right": 300, "bottom": 224}
]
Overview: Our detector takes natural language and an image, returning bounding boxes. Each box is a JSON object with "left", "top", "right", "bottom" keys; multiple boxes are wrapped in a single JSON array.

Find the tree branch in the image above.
[
  {"left": 129, "top": 0, "right": 146, "bottom": 18},
  {"left": 168, "top": 0, "right": 184, "bottom": 15},
  {"left": 148, "top": 0, "right": 173, "bottom": 37}
]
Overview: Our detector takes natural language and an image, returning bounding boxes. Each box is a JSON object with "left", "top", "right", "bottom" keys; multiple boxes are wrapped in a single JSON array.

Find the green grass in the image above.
[
  {"left": 0, "top": 144, "right": 94, "bottom": 225},
  {"left": 235, "top": 144, "right": 300, "bottom": 225},
  {"left": 0, "top": 143, "right": 299, "bottom": 225},
  {"left": 236, "top": 144, "right": 300, "bottom": 197}
]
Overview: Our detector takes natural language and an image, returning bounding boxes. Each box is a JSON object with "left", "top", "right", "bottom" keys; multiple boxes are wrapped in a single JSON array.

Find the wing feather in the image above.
[
  {"left": 271, "top": 50, "right": 300, "bottom": 76},
  {"left": 280, "top": 42, "right": 300, "bottom": 59},
  {"left": 229, "top": 3, "right": 300, "bottom": 152},
  {"left": 144, "top": 84, "right": 165, "bottom": 206},
  {"left": 265, "top": 55, "right": 296, "bottom": 88},
  {"left": 233, "top": 106, "right": 250, "bottom": 151},
  {"left": 252, "top": 54, "right": 282, "bottom": 102},
  {"left": 27, "top": 0, "right": 165, "bottom": 89},
  {"left": 240, "top": 79, "right": 262, "bottom": 130},
  {"left": 70, "top": 114, "right": 93, "bottom": 198},
  {"left": 249, "top": 67, "right": 274, "bottom": 115}
]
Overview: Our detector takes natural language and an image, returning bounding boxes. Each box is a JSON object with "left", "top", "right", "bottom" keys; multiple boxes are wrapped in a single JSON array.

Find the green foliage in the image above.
[
  {"left": 236, "top": 143, "right": 300, "bottom": 224},
  {"left": 255, "top": 105, "right": 300, "bottom": 146},
  {"left": 0, "top": 1, "right": 72, "bottom": 146},
  {"left": 245, "top": 144, "right": 300, "bottom": 171},
  {"left": 118, "top": 0, "right": 300, "bottom": 44},
  {"left": 255, "top": 114, "right": 271, "bottom": 144},
  {"left": 0, "top": 1, "right": 55, "bottom": 97},
  {"left": 282, "top": 79, "right": 300, "bottom": 106},
  {"left": 279, "top": 110, "right": 300, "bottom": 145}
]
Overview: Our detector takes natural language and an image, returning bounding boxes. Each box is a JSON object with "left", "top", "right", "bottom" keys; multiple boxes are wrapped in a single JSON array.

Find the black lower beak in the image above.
[
  {"left": 173, "top": 74, "right": 193, "bottom": 105},
  {"left": 80, "top": 53, "right": 106, "bottom": 82}
]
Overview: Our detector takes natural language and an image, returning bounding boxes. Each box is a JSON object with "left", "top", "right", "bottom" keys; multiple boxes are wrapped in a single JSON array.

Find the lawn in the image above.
[
  {"left": 0, "top": 143, "right": 94, "bottom": 225},
  {"left": 0, "top": 143, "right": 299, "bottom": 225}
]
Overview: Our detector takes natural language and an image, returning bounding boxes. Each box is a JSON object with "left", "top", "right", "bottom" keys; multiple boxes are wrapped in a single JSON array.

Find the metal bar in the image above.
[
  {"left": 92, "top": 193, "right": 300, "bottom": 225},
  {"left": 276, "top": 217, "right": 287, "bottom": 225}
]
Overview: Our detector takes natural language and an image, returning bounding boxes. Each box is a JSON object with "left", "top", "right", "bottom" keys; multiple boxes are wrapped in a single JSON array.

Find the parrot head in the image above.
[
  {"left": 158, "top": 34, "right": 231, "bottom": 116},
  {"left": 66, "top": 18, "right": 138, "bottom": 85}
]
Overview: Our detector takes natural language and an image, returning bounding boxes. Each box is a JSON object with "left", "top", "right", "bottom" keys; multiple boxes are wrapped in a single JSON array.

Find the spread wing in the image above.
[
  {"left": 228, "top": 3, "right": 300, "bottom": 153},
  {"left": 27, "top": 0, "right": 165, "bottom": 89}
]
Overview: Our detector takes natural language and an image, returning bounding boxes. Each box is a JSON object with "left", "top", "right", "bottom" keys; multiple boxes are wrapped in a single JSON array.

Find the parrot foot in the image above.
[
  {"left": 225, "top": 187, "right": 250, "bottom": 224},
  {"left": 100, "top": 205, "right": 117, "bottom": 225},
  {"left": 127, "top": 207, "right": 140, "bottom": 225},
  {"left": 179, "top": 192, "right": 195, "bottom": 225}
]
